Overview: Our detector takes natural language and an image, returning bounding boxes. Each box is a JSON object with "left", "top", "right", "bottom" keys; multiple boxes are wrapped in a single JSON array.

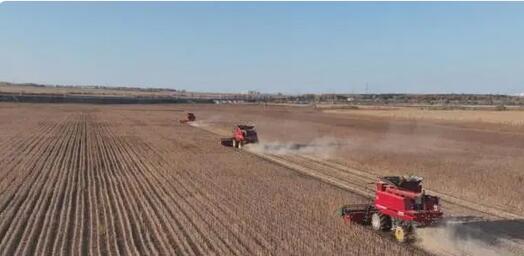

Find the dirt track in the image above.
[{"left": 0, "top": 103, "right": 427, "bottom": 256}]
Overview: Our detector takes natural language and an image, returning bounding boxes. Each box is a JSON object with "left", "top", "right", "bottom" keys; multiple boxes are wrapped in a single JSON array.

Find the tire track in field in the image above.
[
  {"left": 94, "top": 121, "right": 184, "bottom": 256},
  {"left": 54, "top": 116, "right": 83, "bottom": 256},
  {"left": 87, "top": 117, "right": 120, "bottom": 256},
  {"left": 124, "top": 128, "right": 284, "bottom": 254},
  {"left": 69, "top": 114, "right": 87, "bottom": 256},
  {"left": 32, "top": 114, "right": 85, "bottom": 256},
  {"left": 35, "top": 116, "right": 87, "bottom": 255},
  {"left": 187, "top": 154, "right": 343, "bottom": 254},
  {"left": 0, "top": 120, "right": 51, "bottom": 172},
  {"left": 0, "top": 119, "right": 62, "bottom": 193},
  {"left": 130, "top": 138, "right": 295, "bottom": 255},
  {"left": 84, "top": 115, "right": 101, "bottom": 256},
  {"left": 91, "top": 120, "right": 151, "bottom": 255},
  {"left": 42, "top": 117, "right": 78, "bottom": 255},
  {"left": 0, "top": 116, "right": 70, "bottom": 240},
  {"left": 116, "top": 136, "right": 251, "bottom": 256},
  {"left": 91, "top": 121, "right": 124, "bottom": 256},
  {"left": 104, "top": 114, "right": 271, "bottom": 255},
  {"left": 122, "top": 122, "right": 341, "bottom": 254},
  {"left": 20, "top": 116, "right": 81, "bottom": 256},
  {"left": 0, "top": 115, "right": 76, "bottom": 255},
  {"left": 139, "top": 123, "right": 295, "bottom": 254},
  {"left": 95, "top": 125, "right": 139, "bottom": 256},
  {"left": 267, "top": 154, "right": 375, "bottom": 197},
  {"left": 117, "top": 122, "right": 324, "bottom": 254},
  {"left": 0, "top": 124, "right": 59, "bottom": 209},
  {"left": 97, "top": 121, "right": 219, "bottom": 255},
  {"left": 0, "top": 118, "right": 58, "bottom": 167},
  {"left": 73, "top": 115, "right": 88, "bottom": 255},
  {"left": 158, "top": 147, "right": 339, "bottom": 254},
  {"left": 100, "top": 139, "right": 197, "bottom": 255},
  {"left": 93, "top": 130, "right": 161, "bottom": 256},
  {"left": 95, "top": 119, "right": 190, "bottom": 256}
]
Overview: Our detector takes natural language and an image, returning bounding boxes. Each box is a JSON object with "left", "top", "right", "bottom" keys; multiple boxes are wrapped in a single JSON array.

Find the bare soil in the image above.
[
  {"left": 182, "top": 103, "right": 524, "bottom": 256},
  {"left": 0, "top": 103, "right": 426, "bottom": 256},
  {"left": 184, "top": 103, "right": 524, "bottom": 216},
  {"left": 325, "top": 108, "right": 524, "bottom": 126}
]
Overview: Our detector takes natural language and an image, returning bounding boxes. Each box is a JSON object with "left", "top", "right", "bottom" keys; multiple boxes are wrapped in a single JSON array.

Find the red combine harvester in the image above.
[
  {"left": 338, "top": 176, "right": 443, "bottom": 242},
  {"left": 179, "top": 113, "right": 196, "bottom": 123},
  {"left": 222, "top": 125, "right": 259, "bottom": 148}
]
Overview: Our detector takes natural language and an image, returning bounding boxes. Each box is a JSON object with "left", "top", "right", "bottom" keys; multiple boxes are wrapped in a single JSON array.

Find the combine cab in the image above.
[
  {"left": 338, "top": 176, "right": 443, "bottom": 242},
  {"left": 180, "top": 113, "right": 196, "bottom": 123},
  {"left": 222, "top": 125, "right": 259, "bottom": 149}
]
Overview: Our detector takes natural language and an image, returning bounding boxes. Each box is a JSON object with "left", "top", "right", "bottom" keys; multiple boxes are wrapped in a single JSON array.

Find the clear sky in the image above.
[{"left": 1, "top": 2, "right": 523, "bottom": 94}]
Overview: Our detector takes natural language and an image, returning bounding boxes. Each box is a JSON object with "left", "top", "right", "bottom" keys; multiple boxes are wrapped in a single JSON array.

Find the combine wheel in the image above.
[
  {"left": 371, "top": 213, "right": 391, "bottom": 231},
  {"left": 394, "top": 226, "right": 410, "bottom": 243}
]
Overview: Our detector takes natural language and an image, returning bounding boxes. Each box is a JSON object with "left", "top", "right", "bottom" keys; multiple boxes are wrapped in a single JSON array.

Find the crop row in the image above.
[{"left": 0, "top": 107, "right": 428, "bottom": 256}]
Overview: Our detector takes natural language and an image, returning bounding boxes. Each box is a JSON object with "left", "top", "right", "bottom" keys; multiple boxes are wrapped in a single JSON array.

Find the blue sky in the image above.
[{"left": 1, "top": 2, "right": 523, "bottom": 94}]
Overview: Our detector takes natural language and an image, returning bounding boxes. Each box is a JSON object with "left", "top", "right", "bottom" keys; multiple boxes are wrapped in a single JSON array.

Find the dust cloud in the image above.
[
  {"left": 415, "top": 220, "right": 520, "bottom": 256},
  {"left": 188, "top": 120, "right": 206, "bottom": 128},
  {"left": 246, "top": 137, "right": 349, "bottom": 159},
  {"left": 188, "top": 114, "right": 223, "bottom": 128}
]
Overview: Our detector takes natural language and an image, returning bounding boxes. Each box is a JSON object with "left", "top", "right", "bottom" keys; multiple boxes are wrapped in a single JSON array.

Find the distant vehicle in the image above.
[
  {"left": 179, "top": 113, "right": 196, "bottom": 123},
  {"left": 338, "top": 176, "right": 443, "bottom": 242},
  {"left": 221, "top": 125, "right": 259, "bottom": 149}
]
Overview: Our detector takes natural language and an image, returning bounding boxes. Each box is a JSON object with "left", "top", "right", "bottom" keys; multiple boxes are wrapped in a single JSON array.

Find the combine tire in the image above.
[
  {"left": 371, "top": 213, "right": 391, "bottom": 231},
  {"left": 394, "top": 226, "right": 410, "bottom": 243}
]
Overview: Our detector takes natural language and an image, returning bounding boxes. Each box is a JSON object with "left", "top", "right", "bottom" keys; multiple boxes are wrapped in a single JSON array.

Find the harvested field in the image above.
[
  {"left": 324, "top": 108, "right": 524, "bottom": 127},
  {"left": 188, "top": 104, "right": 524, "bottom": 216},
  {"left": 183, "top": 103, "right": 524, "bottom": 255},
  {"left": 0, "top": 103, "right": 427, "bottom": 256}
]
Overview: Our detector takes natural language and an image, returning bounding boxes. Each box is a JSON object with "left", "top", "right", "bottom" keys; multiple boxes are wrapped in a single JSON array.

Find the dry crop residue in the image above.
[
  {"left": 185, "top": 104, "right": 524, "bottom": 256},
  {"left": 0, "top": 103, "right": 427, "bottom": 256}
]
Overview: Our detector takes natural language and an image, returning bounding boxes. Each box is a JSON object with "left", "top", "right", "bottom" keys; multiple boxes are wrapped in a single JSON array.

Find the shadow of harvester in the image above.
[{"left": 220, "top": 138, "right": 233, "bottom": 147}]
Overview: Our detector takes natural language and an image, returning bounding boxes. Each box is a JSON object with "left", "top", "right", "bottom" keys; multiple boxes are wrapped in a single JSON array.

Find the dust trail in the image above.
[
  {"left": 415, "top": 220, "right": 522, "bottom": 256},
  {"left": 187, "top": 114, "right": 226, "bottom": 128},
  {"left": 188, "top": 114, "right": 222, "bottom": 128},
  {"left": 246, "top": 137, "right": 349, "bottom": 159},
  {"left": 188, "top": 120, "right": 207, "bottom": 128}
]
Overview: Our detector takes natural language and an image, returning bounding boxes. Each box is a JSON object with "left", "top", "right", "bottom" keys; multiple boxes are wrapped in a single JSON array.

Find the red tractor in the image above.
[
  {"left": 338, "top": 176, "right": 443, "bottom": 242},
  {"left": 226, "top": 125, "right": 259, "bottom": 148}
]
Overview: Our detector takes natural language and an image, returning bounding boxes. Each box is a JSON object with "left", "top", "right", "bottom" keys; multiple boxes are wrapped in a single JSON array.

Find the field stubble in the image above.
[
  {"left": 185, "top": 104, "right": 524, "bottom": 256},
  {"left": 188, "top": 104, "right": 524, "bottom": 215},
  {"left": 0, "top": 103, "right": 425, "bottom": 256}
]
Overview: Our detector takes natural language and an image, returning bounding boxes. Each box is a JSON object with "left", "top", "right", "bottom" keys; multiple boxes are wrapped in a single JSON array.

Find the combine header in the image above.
[
  {"left": 221, "top": 125, "right": 259, "bottom": 149},
  {"left": 338, "top": 176, "right": 443, "bottom": 242},
  {"left": 179, "top": 113, "right": 196, "bottom": 123}
]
